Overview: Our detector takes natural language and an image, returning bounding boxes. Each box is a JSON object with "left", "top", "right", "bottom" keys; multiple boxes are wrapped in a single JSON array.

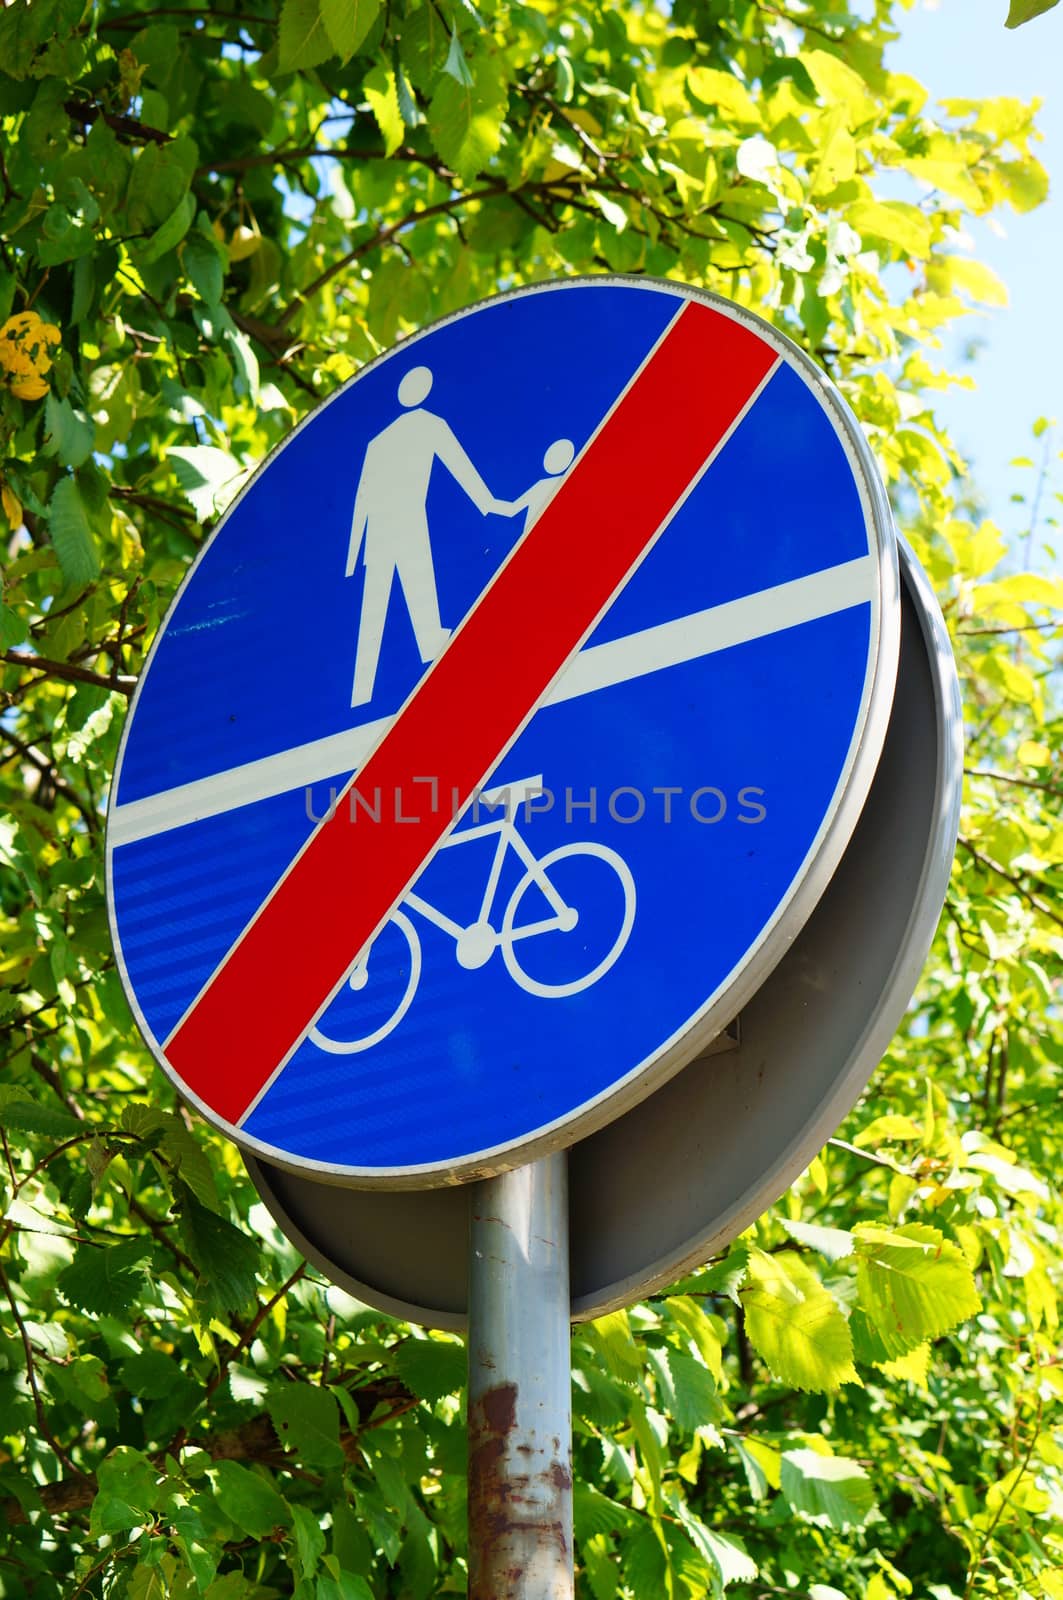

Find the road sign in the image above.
[
  {"left": 244, "top": 539, "right": 962, "bottom": 1326},
  {"left": 107, "top": 279, "right": 899, "bottom": 1184}
]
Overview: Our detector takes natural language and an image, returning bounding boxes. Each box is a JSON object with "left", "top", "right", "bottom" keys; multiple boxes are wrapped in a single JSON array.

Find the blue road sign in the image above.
[{"left": 107, "top": 279, "right": 898, "bottom": 1185}]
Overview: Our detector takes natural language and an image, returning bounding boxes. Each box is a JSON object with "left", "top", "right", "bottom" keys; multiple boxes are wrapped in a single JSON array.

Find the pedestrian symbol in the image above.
[{"left": 347, "top": 364, "right": 525, "bottom": 707}]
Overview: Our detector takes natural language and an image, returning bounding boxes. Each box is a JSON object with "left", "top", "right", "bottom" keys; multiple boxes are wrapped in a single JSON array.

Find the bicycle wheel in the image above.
[
  {"left": 500, "top": 843, "right": 636, "bottom": 999},
  {"left": 309, "top": 911, "right": 421, "bottom": 1054}
]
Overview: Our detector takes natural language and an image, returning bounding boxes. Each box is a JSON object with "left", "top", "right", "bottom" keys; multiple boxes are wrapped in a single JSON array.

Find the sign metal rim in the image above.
[{"left": 106, "top": 276, "right": 900, "bottom": 1187}]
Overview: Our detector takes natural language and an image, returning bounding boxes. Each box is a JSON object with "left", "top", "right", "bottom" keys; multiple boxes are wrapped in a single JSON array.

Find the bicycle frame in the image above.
[{"left": 403, "top": 776, "right": 572, "bottom": 948}]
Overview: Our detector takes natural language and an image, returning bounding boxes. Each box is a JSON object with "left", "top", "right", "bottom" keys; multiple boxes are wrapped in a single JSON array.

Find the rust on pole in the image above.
[{"left": 467, "top": 1152, "right": 573, "bottom": 1600}]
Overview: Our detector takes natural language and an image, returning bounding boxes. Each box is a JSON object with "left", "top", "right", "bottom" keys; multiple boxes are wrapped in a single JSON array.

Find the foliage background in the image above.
[{"left": 0, "top": 0, "right": 1061, "bottom": 1596}]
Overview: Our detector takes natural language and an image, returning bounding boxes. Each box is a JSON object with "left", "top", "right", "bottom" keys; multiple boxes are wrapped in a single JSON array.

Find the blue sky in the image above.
[{"left": 887, "top": 0, "right": 1062, "bottom": 561}]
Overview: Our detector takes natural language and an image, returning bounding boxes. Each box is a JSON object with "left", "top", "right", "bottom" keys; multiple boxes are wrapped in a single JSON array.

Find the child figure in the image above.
[{"left": 511, "top": 438, "right": 575, "bottom": 530}]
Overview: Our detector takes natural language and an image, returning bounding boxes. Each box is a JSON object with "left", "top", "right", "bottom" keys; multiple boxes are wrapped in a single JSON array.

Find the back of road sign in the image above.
[{"left": 107, "top": 279, "right": 899, "bottom": 1186}]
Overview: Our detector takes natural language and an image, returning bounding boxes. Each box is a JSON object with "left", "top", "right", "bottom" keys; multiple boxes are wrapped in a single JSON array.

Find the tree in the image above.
[{"left": 1, "top": 1, "right": 1061, "bottom": 1597}]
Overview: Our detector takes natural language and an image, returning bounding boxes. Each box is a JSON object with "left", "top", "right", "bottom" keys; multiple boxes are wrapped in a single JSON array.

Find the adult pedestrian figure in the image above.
[{"left": 346, "top": 366, "right": 511, "bottom": 708}]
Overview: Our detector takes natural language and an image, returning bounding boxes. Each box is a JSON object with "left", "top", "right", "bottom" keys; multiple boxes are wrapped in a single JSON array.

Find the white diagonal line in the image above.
[
  {"left": 109, "top": 719, "right": 392, "bottom": 849},
  {"left": 109, "top": 555, "right": 873, "bottom": 848},
  {"left": 548, "top": 554, "right": 873, "bottom": 704}
]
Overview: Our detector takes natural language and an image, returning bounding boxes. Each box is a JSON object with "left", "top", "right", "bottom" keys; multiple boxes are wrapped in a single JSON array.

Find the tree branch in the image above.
[
  {"left": 2, "top": 650, "right": 136, "bottom": 696},
  {"left": 63, "top": 98, "right": 172, "bottom": 147},
  {"left": 957, "top": 835, "right": 1063, "bottom": 930},
  {"left": 2, "top": 730, "right": 101, "bottom": 834},
  {"left": 0, "top": 1256, "right": 85, "bottom": 1479},
  {"left": 965, "top": 766, "right": 1063, "bottom": 798},
  {"left": 97, "top": 5, "right": 275, "bottom": 29},
  {"left": 196, "top": 143, "right": 448, "bottom": 179},
  {"left": 1, "top": 1371, "right": 417, "bottom": 1525},
  {"left": 276, "top": 180, "right": 510, "bottom": 329}
]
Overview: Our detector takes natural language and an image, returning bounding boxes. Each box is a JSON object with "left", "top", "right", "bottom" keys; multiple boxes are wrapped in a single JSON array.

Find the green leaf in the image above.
[
  {"left": 0, "top": 0, "right": 61, "bottom": 80},
  {"left": 175, "top": 1187, "right": 260, "bottom": 1314},
  {"left": 136, "top": 190, "right": 195, "bottom": 266},
  {"left": 290, "top": 1502, "right": 327, "bottom": 1580},
  {"left": 1005, "top": 0, "right": 1059, "bottom": 24},
  {"left": 204, "top": 1576, "right": 255, "bottom": 1600},
  {"left": 0, "top": 602, "right": 27, "bottom": 648},
  {"left": 674, "top": 1247, "right": 749, "bottom": 1302},
  {"left": 428, "top": 53, "right": 507, "bottom": 185},
  {"left": 56, "top": 1240, "right": 153, "bottom": 1315},
  {"left": 742, "top": 1248, "right": 857, "bottom": 1393},
  {"left": 50, "top": 1353, "right": 110, "bottom": 1411},
  {"left": 182, "top": 229, "right": 225, "bottom": 307},
  {"left": 211, "top": 1460, "right": 291, "bottom": 1538},
  {"left": 320, "top": 0, "right": 380, "bottom": 63},
  {"left": 399, "top": 3, "right": 451, "bottom": 91},
  {"left": 442, "top": 26, "right": 474, "bottom": 87},
  {"left": 391, "top": 1336, "right": 465, "bottom": 1402},
  {"left": 36, "top": 197, "right": 95, "bottom": 265},
  {"left": 0, "top": 1090, "right": 83, "bottom": 1136},
  {"left": 89, "top": 1446, "right": 160, "bottom": 1535},
  {"left": 278, "top": 0, "right": 333, "bottom": 71},
  {"left": 622, "top": 1519, "right": 667, "bottom": 1595},
  {"left": 780, "top": 1448, "right": 877, "bottom": 1529},
  {"left": 43, "top": 392, "right": 94, "bottom": 468},
  {"left": 853, "top": 1223, "right": 982, "bottom": 1358},
  {"left": 781, "top": 1217, "right": 855, "bottom": 1261},
  {"left": 364, "top": 60, "right": 404, "bottom": 157},
  {"left": 662, "top": 1348, "right": 718, "bottom": 1432},
  {"left": 674, "top": 1501, "right": 759, "bottom": 1589},
  {"left": 124, "top": 135, "right": 197, "bottom": 232},
  {"left": 125, "top": 1565, "right": 173, "bottom": 1600},
  {"left": 591, "top": 190, "right": 627, "bottom": 232},
  {"left": 574, "top": 1483, "right": 635, "bottom": 1540},
  {"left": 47, "top": 476, "right": 99, "bottom": 588},
  {"left": 159, "top": 1119, "right": 219, "bottom": 1209},
  {"left": 168, "top": 444, "right": 246, "bottom": 522},
  {"left": 268, "top": 1384, "right": 345, "bottom": 1469},
  {"left": 316, "top": 1573, "right": 374, "bottom": 1600}
]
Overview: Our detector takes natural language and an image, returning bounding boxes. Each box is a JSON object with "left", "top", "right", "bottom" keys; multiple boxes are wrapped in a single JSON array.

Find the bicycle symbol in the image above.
[{"left": 310, "top": 776, "right": 636, "bottom": 1055}]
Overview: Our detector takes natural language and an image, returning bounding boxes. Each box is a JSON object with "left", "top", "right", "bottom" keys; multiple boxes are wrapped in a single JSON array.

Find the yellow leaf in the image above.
[
  {"left": 687, "top": 66, "right": 760, "bottom": 125},
  {"left": 901, "top": 158, "right": 985, "bottom": 210},
  {"left": 993, "top": 654, "right": 1039, "bottom": 705},
  {"left": 953, "top": 1224, "right": 983, "bottom": 1268},
  {"left": 878, "top": 1342, "right": 931, "bottom": 1388},
  {"left": 809, "top": 108, "right": 857, "bottom": 198},
  {"left": 1027, "top": 1263, "right": 1058, "bottom": 1333},
  {"left": 566, "top": 106, "right": 603, "bottom": 139},
  {"left": 0, "top": 310, "right": 62, "bottom": 392},
  {"left": 847, "top": 199, "right": 932, "bottom": 258},
  {"left": 1017, "top": 740, "right": 1052, "bottom": 767},
  {"left": 941, "top": 256, "right": 1008, "bottom": 305},
  {"left": 9, "top": 372, "right": 50, "bottom": 400},
  {"left": 227, "top": 224, "right": 262, "bottom": 261},
  {"left": 993, "top": 571, "right": 1063, "bottom": 606},
  {"left": 949, "top": 518, "right": 1007, "bottom": 578},
  {"left": 853, "top": 1114, "right": 922, "bottom": 1146},
  {"left": 802, "top": 49, "right": 876, "bottom": 123},
  {"left": 1, "top": 480, "right": 22, "bottom": 530}
]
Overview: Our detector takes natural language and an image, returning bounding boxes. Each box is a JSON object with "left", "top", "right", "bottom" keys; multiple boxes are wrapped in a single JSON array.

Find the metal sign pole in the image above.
[{"left": 467, "top": 1152, "right": 573, "bottom": 1599}]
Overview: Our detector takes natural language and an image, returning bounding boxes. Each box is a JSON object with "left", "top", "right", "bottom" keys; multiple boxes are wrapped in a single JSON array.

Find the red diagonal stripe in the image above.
[{"left": 165, "top": 301, "right": 778, "bottom": 1124}]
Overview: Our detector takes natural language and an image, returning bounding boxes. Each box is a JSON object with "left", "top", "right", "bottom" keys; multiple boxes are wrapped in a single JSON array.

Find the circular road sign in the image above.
[{"left": 107, "top": 279, "right": 899, "bottom": 1186}]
